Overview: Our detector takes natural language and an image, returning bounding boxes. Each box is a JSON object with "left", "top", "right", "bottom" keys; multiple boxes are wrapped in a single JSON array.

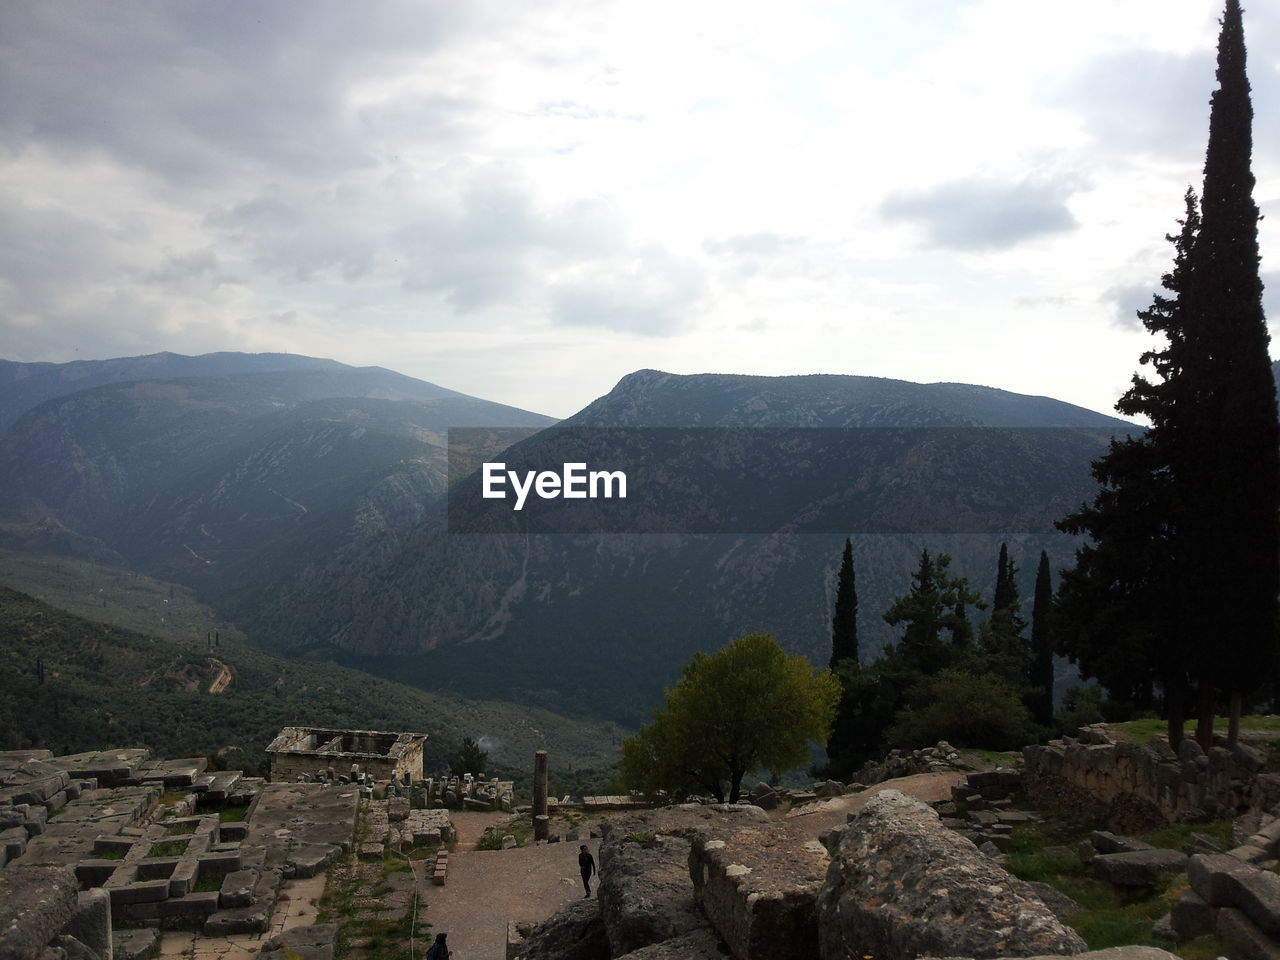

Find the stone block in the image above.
[
  {"left": 60, "top": 890, "right": 111, "bottom": 960},
  {"left": 518, "top": 900, "right": 608, "bottom": 960},
  {"left": 817, "top": 790, "right": 1086, "bottom": 960},
  {"left": 219, "top": 869, "right": 258, "bottom": 909},
  {"left": 107, "top": 881, "right": 169, "bottom": 906},
  {"left": 599, "top": 832, "right": 710, "bottom": 955},
  {"left": 1170, "top": 889, "right": 1215, "bottom": 941},
  {"left": 1217, "top": 907, "right": 1280, "bottom": 960},
  {"left": 387, "top": 797, "right": 409, "bottom": 822},
  {"left": 109, "top": 929, "right": 158, "bottom": 960},
  {"left": 1091, "top": 831, "right": 1155, "bottom": 854},
  {"left": 0, "top": 866, "right": 80, "bottom": 960},
  {"left": 610, "top": 929, "right": 725, "bottom": 960},
  {"left": 1092, "top": 849, "right": 1187, "bottom": 888},
  {"left": 260, "top": 924, "right": 338, "bottom": 960},
  {"left": 156, "top": 892, "right": 218, "bottom": 920},
  {"left": 358, "top": 842, "right": 384, "bottom": 861},
  {"left": 1, "top": 825, "right": 29, "bottom": 861}
]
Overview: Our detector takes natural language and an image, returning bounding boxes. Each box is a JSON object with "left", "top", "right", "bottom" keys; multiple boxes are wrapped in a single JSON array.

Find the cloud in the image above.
[
  {"left": 548, "top": 247, "right": 708, "bottom": 335},
  {"left": 703, "top": 233, "right": 806, "bottom": 257},
  {"left": 880, "top": 176, "right": 1082, "bottom": 251},
  {"left": 1103, "top": 283, "right": 1159, "bottom": 330}
]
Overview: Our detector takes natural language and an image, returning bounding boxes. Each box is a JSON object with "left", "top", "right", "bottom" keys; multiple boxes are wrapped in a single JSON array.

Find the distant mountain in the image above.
[
  {"left": 0, "top": 359, "right": 555, "bottom": 624},
  {"left": 240, "top": 370, "right": 1140, "bottom": 722},
  {"left": 0, "top": 351, "right": 347, "bottom": 432}
]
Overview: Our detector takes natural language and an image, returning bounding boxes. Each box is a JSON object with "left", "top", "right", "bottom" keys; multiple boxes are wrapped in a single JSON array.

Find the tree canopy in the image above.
[{"left": 620, "top": 632, "right": 838, "bottom": 803}]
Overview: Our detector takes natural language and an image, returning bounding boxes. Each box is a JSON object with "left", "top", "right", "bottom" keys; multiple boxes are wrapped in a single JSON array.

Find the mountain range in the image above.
[{"left": 0, "top": 350, "right": 1171, "bottom": 726}]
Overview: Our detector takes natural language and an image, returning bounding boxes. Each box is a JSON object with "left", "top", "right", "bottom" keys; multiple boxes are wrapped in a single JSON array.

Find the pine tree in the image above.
[
  {"left": 884, "top": 551, "right": 981, "bottom": 676},
  {"left": 830, "top": 538, "right": 858, "bottom": 670},
  {"left": 1029, "top": 551, "right": 1055, "bottom": 727},
  {"left": 993, "top": 543, "right": 1017, "bottom": 614}
]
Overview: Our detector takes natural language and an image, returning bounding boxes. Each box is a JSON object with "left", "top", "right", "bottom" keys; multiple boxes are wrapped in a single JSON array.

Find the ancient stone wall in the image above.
[{"left": 1022, "top": 725, "right": 1280, "bottom": 831}]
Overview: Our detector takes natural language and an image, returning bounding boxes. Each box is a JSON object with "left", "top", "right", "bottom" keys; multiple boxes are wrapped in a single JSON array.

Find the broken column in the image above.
[{"left": 533, "top": 750, "right": 549, "bottom": 841}]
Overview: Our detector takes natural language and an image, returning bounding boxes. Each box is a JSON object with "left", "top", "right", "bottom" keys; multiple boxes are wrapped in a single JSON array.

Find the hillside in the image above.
[
  {"left": 0, "top": 555, "right": 621, "bottom": 778},
  {"left": 240, "top": 370, "right": 1140, "bottom": 722},
  {"left": 0, "top": 363, "right": 556, "bottom": 620}
]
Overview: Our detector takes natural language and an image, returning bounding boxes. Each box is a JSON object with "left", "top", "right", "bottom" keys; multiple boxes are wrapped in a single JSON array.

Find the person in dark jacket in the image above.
[
  {"left": 579, "top": 844, "right": 596, "bottom": 897},
  {"left": 426, "top": 932, "right": 449, "bottom": 960}
]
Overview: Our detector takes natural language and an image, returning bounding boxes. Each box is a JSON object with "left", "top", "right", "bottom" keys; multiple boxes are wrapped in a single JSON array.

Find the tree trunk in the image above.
[
  {"left": 1228, "top": 691, "right": 1243, "bottom": 746},
  {"left": 728, "top": 764, "right": 745, "bottom": 805},
  {"left": 1196, "top": 684, "right": 1216, "bottom": 751},
  {"left": 1166, "top": 679, "right": 1185, "bottom": 749}
]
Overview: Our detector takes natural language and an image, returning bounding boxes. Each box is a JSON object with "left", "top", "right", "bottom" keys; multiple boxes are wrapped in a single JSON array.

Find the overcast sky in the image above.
[{"left": 2, "top": 1, "right": 1278, "bottom": 419}]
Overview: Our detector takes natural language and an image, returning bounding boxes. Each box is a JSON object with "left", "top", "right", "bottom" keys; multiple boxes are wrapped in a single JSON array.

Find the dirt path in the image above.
[
  {"left": 449, "top": 811, "right": 515, "bottom": 850},
  {"left": 413, "top": 839, "right": 599, "bottom": 960}
]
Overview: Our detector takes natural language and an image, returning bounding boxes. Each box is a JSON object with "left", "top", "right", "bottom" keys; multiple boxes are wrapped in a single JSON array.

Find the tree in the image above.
[
  {"left": 1029, "top": 551, "right": 1055, "bottom": 727},
  {"left": 829, "top": 538, "right": 858, "bottom": 669},
  {"left": 975, "top": 542, "right": 1029, "bottom": 688},
  {"left": 887, "top": 669, "right": 1035, "bottom": 752},
  {"left": 620, "top": 633, "right": 839, "bottom": 803},
  {"left": 1057, "top": 1, "right": 1278, "bottom": 749},
  {"left": 883, "top": 551, "right": 982, "bottom": 676},
  {"left": 448, "top": 736, "right": 489, "bottom": 777}
]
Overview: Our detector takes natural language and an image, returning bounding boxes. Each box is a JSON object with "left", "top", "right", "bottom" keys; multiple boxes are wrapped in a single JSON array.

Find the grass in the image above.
[
  {"left": 146, "top": 840, "right": 189, "bottom": 858},
  {"left": 1177, "top": 935, "right": 1234, "bottom": 960},
  {"left": 94, "top": 848, "right": 127, "bottom": 861},
  {"left": 1003, "top": 819, "right": 1183, "bottom": 949},
  {"left": 476, "top": 814, "right": 533, "bottom": 850},
  {"left": 166, "top": 820, "right": 199, "bottom": 836},
  {"left": 159, "top": 790, "right": 189, "bottom": 806},
  {"left": 1112, "top": 715, "right": 1280, "bottom": 743},
  {"left": 1138, "top": 820, "right": 1233, "bottom": 852},
  {"left": 956, "top": 748, "right": 1019, "bottom": 769},
  {"left": 219, "top": 805, "right": 249, "bottom": 823},
  {"left": 193, "top": 871, "right": 224, "bottom": 893}
]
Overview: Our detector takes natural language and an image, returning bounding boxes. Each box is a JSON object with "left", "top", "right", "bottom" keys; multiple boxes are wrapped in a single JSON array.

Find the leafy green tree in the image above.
[
  {"left": 448, "top": 736, "right": 489, "bottom": 776},
  {"left": 1028, "top": 551, "right": 1055, "bottom": 727},
  {"left": 886, "top": 669, "right": 1035, "bottom": 751},
  {"left": 620, "top": 633, "right": 839, "bottom": 803}
]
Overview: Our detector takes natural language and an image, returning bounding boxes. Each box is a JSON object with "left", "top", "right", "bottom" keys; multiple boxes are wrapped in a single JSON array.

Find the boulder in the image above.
[
  {"left": 260, "top": 924, "right": 338, "bottom": 960},
  {"left": 1169, "top": 889, "right": 1215, "bottom": 941},
  {"left": 0, "top": 866, "right": 79, "bottom": 960},
  {"left": 1090, "top": 831, "right": 1155, "bottom": 855},
  {"left": 107, "top": 931, "right": 157, "bottom": 960},
  {"left": 519, "top": 900, "right": 609, "bottom": 960},
  {"left": 1092, "top": 849, "right": 1187, "bottom": 888},
  {"left": 611, "top": 930, "right": 726, "bottom": 960},
  {"left": 1188, "top": 853, "right": 1280, "bottom": 937},
  {"left": 598, "top": 833, "right": 710, "bottom": 955},
  {"left": 1216, "top": 906, "right": 1280, "bottom": 960},
  {"left": 60, "top": 891, "right": 111, "bottom": 960},
  {"left": 1027, "top": 881, "right": 1081, "bottom": 922},
  {"left": 816, "top": 790, "right": 1086, "bottom": 960}
]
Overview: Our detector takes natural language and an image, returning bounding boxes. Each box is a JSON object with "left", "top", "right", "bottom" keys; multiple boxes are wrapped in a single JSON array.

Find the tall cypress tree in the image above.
[
  {"left": 1176, "top": 0, "right": 1279, "bottom": 745},
  {"left": 993, "top": 543, "right": 1017, "bottom": 614},
  {"left": 830, "top": 538, "right": 858, "bottom": 670},
  {"left": 1029, "top": 551, "right": 1055, "bottom": 727}
]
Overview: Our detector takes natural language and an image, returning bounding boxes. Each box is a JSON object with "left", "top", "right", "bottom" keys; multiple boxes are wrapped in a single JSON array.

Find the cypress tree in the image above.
[
  {"left": 1029, "top": 551, "right": 1054, "bottom": 727},
  {"left": 830, "top": 538, "right": 858, "bottom": 670},
  {"left": 1176, "top": 0, "right": 1279, "bottom": 746},
  {"left": 993, "top": 543, "right": 1017, "bottom": 614}
]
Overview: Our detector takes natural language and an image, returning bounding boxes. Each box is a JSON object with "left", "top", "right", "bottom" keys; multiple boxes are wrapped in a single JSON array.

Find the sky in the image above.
[{"left": 2, "top": 1, "right": 1278, "bottom": 420}]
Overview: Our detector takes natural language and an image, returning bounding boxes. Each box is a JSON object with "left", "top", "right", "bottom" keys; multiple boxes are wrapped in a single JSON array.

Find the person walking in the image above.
[
  {"left": 578, "top": 844, "right": 596, "bottom": 897},
  {"left": 426, "top": 932, "right": 449, "bottom": 960}
]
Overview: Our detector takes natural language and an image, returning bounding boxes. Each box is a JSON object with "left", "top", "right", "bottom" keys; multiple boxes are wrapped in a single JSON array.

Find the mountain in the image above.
[
  {"left": 0, "top": 351, "right": 347, "bottom": 432},
  {"left": 0, "top": 359, "right": 555, "bottom": 623},
  {"left": 230, "top": 371, "right": 1139, "bottom": 722},
  {"left": 0, "top": 554, "right": 620, "bottom": 782}
]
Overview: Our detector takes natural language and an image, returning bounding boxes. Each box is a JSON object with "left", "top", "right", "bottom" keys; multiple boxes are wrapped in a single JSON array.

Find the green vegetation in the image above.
[
  {"left": 621, "top": 633, "right": 839, "bottom": 803},
  {"left": 146, "top": 840, "right": 188, "bottom": 858},
  {"left": 165, "top": 820, "right": 199, "bottom": 836},
  {"left": 1138, "top": 820, "right": 1232, "bottom": 852},
  {"left": 193, "top": 871, "right": 224, "bottom": 893},
  {"left": 0, "top": 568, "right": 622, "bottom": 777},
  {"left": 476, "top": 815, "right": 531, "bottom": 850},
  {"left": 218, "top": 805, "right": 249, "bottom": 823},
  {"left": 1112, "top": 716, "right": 1280, "bottom": 744},
  {"left": 447, "top": 736, "right": 489, "bottom": 777}
]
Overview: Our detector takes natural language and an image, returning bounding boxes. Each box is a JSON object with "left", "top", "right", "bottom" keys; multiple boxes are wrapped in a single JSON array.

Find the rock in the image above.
[
  {"left": 1216, "top": 906, "right": 1280, "bottom": 960},
  {"left": 61, "top": 891, "right": 111, "bottom": 960},
  {"left": 1184, "top": 832, "right": 1224, "bottom": 856},
  {"left": 48, "top": 940, "right": 95, "bottom": 960},
  {"left": 1027, "top": 881, "right": 1082, "bottom": 921},
  {"left": 1170, "top": 889, "right": 1215, "bottom": 941},
  {"left": 358, "top": 842, "right": 385, "bottom": 861},
  {"left": 0, "top": 865, "right": 79, "bottom": 960},
  {"left": 689, "top": 821, "right": 829, "bottom": 960},
  {"left": 1187, "top": 853, "right": 1280, "bottom": 936},
  {"left": 1151, "top": 912, "right": 1175, "bottom": 941},
  {"left": 218, "top": 869, "right": 258, "bottom": 908},
  {"left": 519, "top": 900, "right": 608, "bottom": 960},
  {"left": 502, "top": 835, "right": 518, "bottom": 850},
  {"left": 598, "top": 832, "right": 712, "bottom": 954},
  {"left": 813, "top": 781, "right": 844, "bottom": 799},
  {"left": 1090, "top": 831, "right": 1155, "bottom": 855},
  {"left": 610, "top": 929, "right": 725, "bottom": 960},
  {"left": 818, "top": 790, "right": 1085, "bottom": 960},
  {"left": 108, "top": 930, "right": 158, "bottom": 960},
  {"left": 1092, "top": 849, "right": 1188, "bottom": 888},
  {"left": 261, "top": 924, "right": 338, "bottom": 960}
]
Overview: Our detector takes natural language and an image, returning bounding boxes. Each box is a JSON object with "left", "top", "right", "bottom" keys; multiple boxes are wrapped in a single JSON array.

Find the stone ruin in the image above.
[
  {"left": 265, "top": 727, "right": 425, "bottom": 784},
  {"left": 0, "top": 735, "right": 456, "bottom": 960}
]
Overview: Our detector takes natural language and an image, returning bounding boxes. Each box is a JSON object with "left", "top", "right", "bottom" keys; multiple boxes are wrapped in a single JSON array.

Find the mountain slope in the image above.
[
  {"left": 244, "top": 370, "right": 1140, "bottom": 722},
  {"left": 0, "top": 555, "right": 620, "bottom": 778}
]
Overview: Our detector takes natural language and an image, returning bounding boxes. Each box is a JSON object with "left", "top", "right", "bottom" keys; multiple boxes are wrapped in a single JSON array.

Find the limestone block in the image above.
[
  {"left": 0, "top": 865, "right": 79, "bottom": 960},
  {"left": 518, "top": 900, "right": 608, "bottom": 960},
  {"left": 610, "top": 929, "right": 726, "bottom": 960},
  {"left": 1092, "top": 849, "right": 1187, "bottom": 888},
  {"left": 1170, "top": 889, "right": 1214, "bottom": 941},
  {"left": 1216, "top": 907, "right": 1280, "bottom": 960},
  {"left": 817, "top": 790, "right": 1086, "bottom": 960},
  {"left": 48, "top": 938, "right": 96, "bottom": 960},
  {"left": 598, "top": 833, "right": 709, "bottom": 955},
  {"left": 60, "top": 891, "right": 111, "bottom": 960},
  {"left": 1090, "top": 831, "right": 1155, "bottom": 854},
  {"left": 109, "top": 929, "right": 158, "bottom": 960},
  {"left": 1, "top": 826, "right": 28, "bottom": 861},
  {"left": 218, "top": 869, "right": 257, "bottom": 908},
  {"left": 260, "top": 923, "right": 338, "bottom": 960}
]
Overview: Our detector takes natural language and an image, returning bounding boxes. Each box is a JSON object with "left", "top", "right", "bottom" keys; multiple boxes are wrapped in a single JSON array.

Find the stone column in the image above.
[{"left": 533, "top": 750, "right": 549, "bottom": 840}]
